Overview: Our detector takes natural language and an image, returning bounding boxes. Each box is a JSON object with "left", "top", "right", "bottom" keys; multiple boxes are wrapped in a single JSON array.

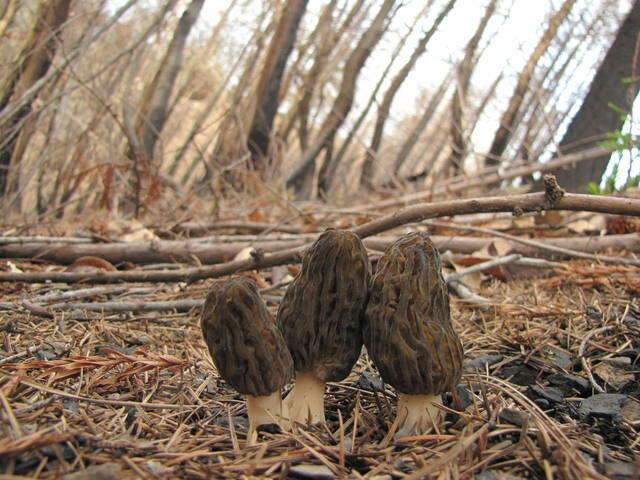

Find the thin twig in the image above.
[
  {"left": 424, "top": 220, "right": 640, "bottom": 266},
  {"left": 577, "top": 325, "right": 617, "bottom": 393}
]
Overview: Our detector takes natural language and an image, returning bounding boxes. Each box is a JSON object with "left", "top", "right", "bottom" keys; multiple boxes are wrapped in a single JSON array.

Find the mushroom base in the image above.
[
  {"left": 395, "top": 393, "right": 443, "bottom": 439},
  {"left": 283, "top": 371, "right": 326, "bottom": 427},
  {"left": 246, "top": 392, "right": 283, "bottom": 442}
]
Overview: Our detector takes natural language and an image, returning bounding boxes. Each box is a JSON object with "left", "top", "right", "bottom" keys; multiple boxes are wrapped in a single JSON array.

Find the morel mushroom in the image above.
[
  {"left": 200, "top": 277, "right": 293, "bottom": 439},
  {"left": 277, "top": 229, "right": 371, "bottom": 425},
  {"left": 364, "top": 232, "right": 463, "bottom": 438}
]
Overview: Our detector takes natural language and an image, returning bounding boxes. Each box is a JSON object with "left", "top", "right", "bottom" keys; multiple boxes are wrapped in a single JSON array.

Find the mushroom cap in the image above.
[
  {"left": 364, "top": 232, "right": 463, "bottom": 395},
  {"left": 277, "top": 229, "right": 371, "bottom": 382},
  {"left": 200, "top": 277, "right": 293, "bottom": 397}
]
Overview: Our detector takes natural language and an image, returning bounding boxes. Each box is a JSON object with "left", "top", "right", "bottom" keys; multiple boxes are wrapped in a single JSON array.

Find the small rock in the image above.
[
  {"left": 34, "top": 347, "right": 57, "bottom": 361},
  {"left": 356, "top": 371, "right": 384, "bottom": 392},
  {"left": 455, "top": 384, "right": 474, "bottom": 409},
  {"left": 498, "top": 362, "right": 538, "bottom": 386},
  {"left": 476, "top": 470, "right": 524, "bottom": 480},
  {"left": 540, "top": 345, "right": 572, "bottom": 369},
  {"left": 289, "top": 464, "right": 335, "bottom": 479},
  {"left": 499, "top": 408, "right": 531, "bottom": 427},
  {"left": 547, "top": 372, "right": 590, "bottom": 394},
  {"left": 214, "top": 415, "right": 249, "bottom": 429},
  {"left": 533, "top": 398, "right": 550, "bottom": 410},
  {"left": 63, "top": 399, "right": 80, "bottom": 413},
  {"left": 463, "top": 354, "right": 503, "bottom": 372},
  {"left": 144, "top": 460, "right": 172, "bottom": 476},
  {"left": 593, "top": 362, "right": 634, "bottom": 390},
  {"left": 126, "top": 332, "right": 152, "bottom": 345},
  {"left": 578, "top": 394, "right": 629, "bottom": 421},
  {"left": 603, "top": 460, "right": 639, "bottom": 479},
  {"left": 529, "top": 385, "right": 564, "bottom": 404},
  {"left": 620, "top": 399, "right": 640, "bottom": 423},
  {"left": 62, "top": 463, "right": 121, "bottom": 480}
]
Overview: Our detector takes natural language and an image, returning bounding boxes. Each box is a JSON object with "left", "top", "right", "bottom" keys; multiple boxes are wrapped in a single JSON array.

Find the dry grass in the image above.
[{"left": 0, "top": 246, "right": 638, "bottom": 478}]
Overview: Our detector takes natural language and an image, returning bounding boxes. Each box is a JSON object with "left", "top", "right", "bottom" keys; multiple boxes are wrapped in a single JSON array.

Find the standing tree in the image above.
[
  {"left": 0, "top": 0, "right": 73, "bottom": 197},
  {"left": 286, "top": 0, "right": 397, "bottom": 198},
  {"left": 448, "top": 0, "right": 498, "bottom": 175},
  {"left": 124, "top": 0, "right": 204, "bottom": 214},
  {"left": 359, "top": 0, "right": 457, "bottom": 188},
  {"left": 486, "top": 0, "right": 577, "bottom": 166},
  {"left": 546, "top": 0, "right": 640, "bottom": 191},
  {"left": 246, "top": 0, "right": 308, "bottom": 174}
]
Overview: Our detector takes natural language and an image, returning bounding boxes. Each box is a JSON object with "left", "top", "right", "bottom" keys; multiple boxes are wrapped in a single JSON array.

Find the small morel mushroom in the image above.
[
  {"left": 364, "top": 232, "right": 463, "bottom": 438},
  {"left": 200, "top": 277, "right": 293, "bottom": 440},
  {"left": 277, "top": 229, "right": 371, "bottom": 425}
]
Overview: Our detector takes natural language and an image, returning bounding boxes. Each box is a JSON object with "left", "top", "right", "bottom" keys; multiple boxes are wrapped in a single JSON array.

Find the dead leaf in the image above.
[
  {"left": 66, "top": 256, "right": 116, "bottom": 273},
  {"left": 535, "top": 210, "right": 565, "bottom": 227}
]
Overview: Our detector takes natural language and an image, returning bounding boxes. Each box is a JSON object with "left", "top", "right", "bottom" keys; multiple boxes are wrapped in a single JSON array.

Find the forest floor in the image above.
[{"left": 0, "top": 203, "right": 639, "bottom": 479}]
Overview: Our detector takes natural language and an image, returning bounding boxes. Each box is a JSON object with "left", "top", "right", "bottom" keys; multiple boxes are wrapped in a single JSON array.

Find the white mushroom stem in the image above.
[
  {"left": 246, "top": 391, "right": 283, "bottom": 439},
  {"left": 282, "top": 371, "right": 326, "bottom": 426},
  {"left": 395, "top": 393, "right": 443, "bottom": 438}
]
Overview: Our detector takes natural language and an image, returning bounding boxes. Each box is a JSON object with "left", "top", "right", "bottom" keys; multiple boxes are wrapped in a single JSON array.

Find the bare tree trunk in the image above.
[
  {"left": 544, "top": 0, "right": 640, "bottom": 192},
  {"left": 486, "top": 0, "right": 577, "bottom": 167},
  {"left": 448, "top": 0, "right": 497, "bottom": 175},
  {"left": 278, "top": 0, "right": 367, "bottom": 148},
  {"left": 0, "top": 0, "right": 73, "bottom": 197},
  {"left": 393, "top": 74, "right": 452, "bottom": 174},
  {"left": 123, "top": 0, "right": 203, "bottom": 215},
  {"left": 286, "top": 0, "right": 397, "bottom": 198},
  {"left": 320, "top": 1, "right": 434, "bottom": 194},
  {"left": 0, "top": 0, "right": 20, "bottom": 38},
  {"left": 246, "top": 0, "right": 308, "bottom": 173},
  {"left": 360, "top": 0, "right": 457, "bottom": 189}
]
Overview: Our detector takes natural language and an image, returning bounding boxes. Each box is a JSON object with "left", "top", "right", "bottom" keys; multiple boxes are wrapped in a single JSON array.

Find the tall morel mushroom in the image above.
[
  {"left": 364, "top": 232, "right": 463, "bottom": 438},
  {"left": 277, "top": 229, "right": 371, "bottom": 425},
  {"left": 200, "top": 277, "right": 293, "bottom": 439}
]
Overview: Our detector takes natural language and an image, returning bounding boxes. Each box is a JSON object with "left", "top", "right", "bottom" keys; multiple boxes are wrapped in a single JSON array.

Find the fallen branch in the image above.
[
  {"left": 0, "top": 192, "right": 637, "bottom": 283},
  {"left": 444, "top": 254, "right": 523, "bottom": 283},
  {"left": 424, "top": 221, "right": 640, "bottom": 266},
  {"left": 171, "top": 220, "right": 305, "bottom": 236},
  {"left": 4, "top": 233, "right": 639, "bottom": 266},
  {"left": 357, "top": 146, "right": 611, "bottom": 210}
]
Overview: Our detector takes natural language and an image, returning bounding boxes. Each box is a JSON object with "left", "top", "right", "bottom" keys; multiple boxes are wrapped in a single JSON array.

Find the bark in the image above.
[
  {"left": 487, "top": 0, "right": 577, "bottom": 166},
  {"left": 0, "top": 0, "right": 73, "bottom": 196},
  {"left": 285, "top": 0, "right": 397, "bottom": 198},
  {"left": 0, "top": 192, "right": 638, "bottom": 283},
  {"left": 545, "top": 0, "right": 640, "bottom": 192},
  {"left": 246, "top": 0, "right": 308, "bottom": 172},
  {"left": 449, "top": 0, "right": 497, "bottom": 174},
  {"left": 360, "top": 0, "right": 457, "bottom": 188}
]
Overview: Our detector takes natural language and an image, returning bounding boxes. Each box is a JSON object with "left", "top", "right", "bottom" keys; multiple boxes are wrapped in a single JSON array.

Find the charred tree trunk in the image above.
[
  {"left": 360, "top": 0, "right": 457, "bottom": 189},
  {"left": 286, "top": 0, "right": 397, "bottom": 198},
  {"left": 246, "top": 0, "right": 308, "bottom": 173},
  {"left": 0, "top": 0, "right": 73, "bottom": 197},
  {"left": 486, "top": 0, "right": 577, "bottom": 167},
  {"left": 544, "top": 0, "right": 640, "bottom": 192}
]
